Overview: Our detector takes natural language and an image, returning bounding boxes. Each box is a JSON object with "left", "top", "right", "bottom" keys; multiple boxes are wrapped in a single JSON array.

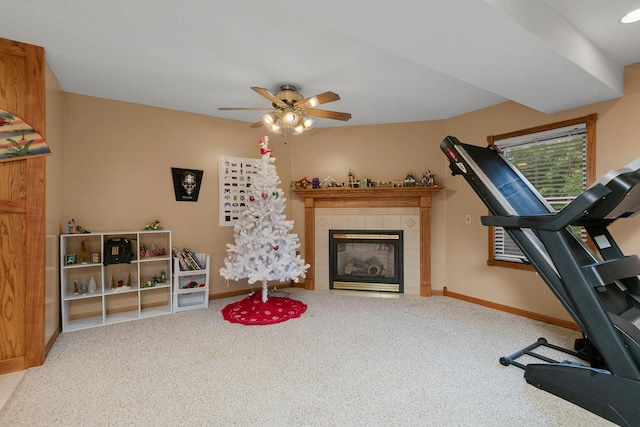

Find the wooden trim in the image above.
[
  {"left": 315, "top": 198, "right": 420, "bottom": 208},
  {"left": 292, "top": 186, "right": 444, "bottom": 296},
  {"left": 45, "top": 328, "right": 60, "bottom": 355},
  {"left": 304, "top": 197, "right": 315, "bottom": 290},
  {"left": 0, "top": 37, "right": 29, "bottom": 57},
  {"left": 419, "top": 195, "right": 432, "bottom": 296},
  {"left": 485, "top": 114, "right": 597, "bottom": 270},
  {"left": 443, "top": 287, "right": 580, "bottom": 331},
  {"left": 208, "top": 283, "right": 296, "bottom": 300},
  {"left": 0, "top": 38, "right": 47, "bottom": 373},
  {"left": 0, "top": 199, "right": 26, "bottom": 212},
  {"left": 487, "top": 259, "right": 535, "bottom": 271},
  {"left": 24, "top": 157, "right": 46, "bottom": 367},
  {"left": 487, "top": 114, "right": 597, "bottom": 143},
  {"left": 293, "top": 186, "right": 443, "bottom": 201},
  {"left": 0, "top": 357, "right": 26, "bottom": 374},
  {"left": 585, "top": 113, "right": 597, "bottom": 186}
]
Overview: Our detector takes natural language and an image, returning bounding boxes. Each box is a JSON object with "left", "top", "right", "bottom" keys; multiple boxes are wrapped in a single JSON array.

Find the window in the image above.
[{"left": 486, "top": 114, "right": 596, "bottom": 269}]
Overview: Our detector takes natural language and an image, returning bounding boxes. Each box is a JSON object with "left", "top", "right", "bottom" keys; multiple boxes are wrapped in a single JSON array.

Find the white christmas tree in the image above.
[{"left": 220, "top": 136, "right": 309, "bottom": 302}]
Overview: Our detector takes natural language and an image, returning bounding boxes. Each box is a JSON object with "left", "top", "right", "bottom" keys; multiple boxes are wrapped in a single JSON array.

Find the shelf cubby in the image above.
[{"left": 60, "top": 229, "right": 172, "bottom": 331}]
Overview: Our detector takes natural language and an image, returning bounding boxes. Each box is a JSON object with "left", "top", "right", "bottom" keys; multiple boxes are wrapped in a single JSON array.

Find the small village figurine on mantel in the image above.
[
  {"left": 293, "top": 167, "right": 436, "bottom": 189},
  {"left": 405, "top": 173, "right": 416, "bottom": 187},
  {"left": 421, "top": 170, "right": 435, "bottom": 186}
]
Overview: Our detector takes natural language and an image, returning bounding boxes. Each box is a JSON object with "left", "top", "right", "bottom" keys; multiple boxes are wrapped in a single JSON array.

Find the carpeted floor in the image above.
[{"left": 0, "top": 289, "right": 613, "bottom": 426}]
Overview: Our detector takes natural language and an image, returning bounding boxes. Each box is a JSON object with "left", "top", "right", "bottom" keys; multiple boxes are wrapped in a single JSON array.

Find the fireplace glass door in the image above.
[{"left": 329, "top": 230, "right": 403, "bottom": 293}]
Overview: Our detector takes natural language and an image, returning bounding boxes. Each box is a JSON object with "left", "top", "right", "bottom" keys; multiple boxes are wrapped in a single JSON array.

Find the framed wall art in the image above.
[
  {"left": 172, "top": 168, "right": 204, "bottom": 202},
  {"left": 218, "top": 156, "right": 258, "bottom": 227}
]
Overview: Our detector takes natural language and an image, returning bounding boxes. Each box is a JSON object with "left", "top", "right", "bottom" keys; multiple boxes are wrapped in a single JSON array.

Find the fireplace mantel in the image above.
[{"left": 292, "top": 186, "right": 444, "bottom": 296}]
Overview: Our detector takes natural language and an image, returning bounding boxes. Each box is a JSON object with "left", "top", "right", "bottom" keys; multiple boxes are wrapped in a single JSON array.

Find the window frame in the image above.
[{"left": 486, "top": 114, "right": 597, "bottom": 270}]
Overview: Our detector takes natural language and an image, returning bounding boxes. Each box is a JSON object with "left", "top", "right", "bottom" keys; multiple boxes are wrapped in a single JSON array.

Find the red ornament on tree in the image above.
[
  {"left": 273, "top": 245, "right": 279, "bottom": 250},
  {"left": 249, "top": 196, "right": 255, "bottom": 201},
  {"left": 262, "top": 193, "right": 268, "bottom": 199}
]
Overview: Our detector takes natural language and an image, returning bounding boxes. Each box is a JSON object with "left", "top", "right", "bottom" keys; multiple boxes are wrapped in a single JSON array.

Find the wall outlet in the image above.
[{"left": 465, "top": 214, "right": 472, "bottom": 224}]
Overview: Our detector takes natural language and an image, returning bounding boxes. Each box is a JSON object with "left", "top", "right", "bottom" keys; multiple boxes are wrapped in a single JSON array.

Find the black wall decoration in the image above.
[{"left": 172, "top": 168, "right": 204, "bottom": 202}]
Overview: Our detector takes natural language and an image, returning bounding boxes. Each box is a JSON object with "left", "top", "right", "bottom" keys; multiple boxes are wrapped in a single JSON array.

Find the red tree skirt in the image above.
[{"left": 221, "top": 292, "right": 307, "bottom": 325}]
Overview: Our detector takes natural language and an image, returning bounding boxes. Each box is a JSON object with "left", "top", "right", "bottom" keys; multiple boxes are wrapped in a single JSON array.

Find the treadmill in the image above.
[{"left": 441, "top": 135, "right": 640, "bottom": 426}]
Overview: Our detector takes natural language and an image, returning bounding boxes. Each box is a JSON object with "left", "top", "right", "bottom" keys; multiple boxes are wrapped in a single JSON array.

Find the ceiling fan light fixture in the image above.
[
  {"left": 621, "top": 8, "right": 640, "bottom": 23},
  {"left": 292, "top": 123, "right": 306, "bottom": 135},
  {"left": 261, "top": 112, "right": 276, "bottom": 126},
  {"left": 268, "top": 120, "right": 281, "bottom": 133},
  {"left": 220, "top": 84, "right": 350, "bottom": 136},
  {"left": 283, "top": 109, "right": 300, "bottom": 125},
  {"left": 302, "top": 115, "right": 314, "bottom": 129}
]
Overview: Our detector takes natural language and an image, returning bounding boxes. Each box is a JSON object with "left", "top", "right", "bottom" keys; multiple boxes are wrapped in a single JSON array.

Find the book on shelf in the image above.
[
  {"left": 172, "top": 248, "right": 205, "bottom": 271},
  {"left": 184, "top": 248, "right": 205, "bottom": 269},
  {"left": 172, "top": 248, "right": 190, "bottom": 271}
]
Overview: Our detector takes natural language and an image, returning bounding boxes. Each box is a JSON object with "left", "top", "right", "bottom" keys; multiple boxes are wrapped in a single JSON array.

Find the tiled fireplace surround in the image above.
[
  {"left": 315, "top": 208, "right": 419, "bottom": 294},
  {"left": 293, "top": 187, "right": 443, "bottom": 296}
]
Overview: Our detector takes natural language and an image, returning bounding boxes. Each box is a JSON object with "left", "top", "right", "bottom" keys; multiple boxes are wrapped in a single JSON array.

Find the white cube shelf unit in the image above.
[
  {"left": 173, "top": 253, "right": 210, "bottom": 312},
  {"left": 60, "top": 230, "right": 172, "bottom": 332}
]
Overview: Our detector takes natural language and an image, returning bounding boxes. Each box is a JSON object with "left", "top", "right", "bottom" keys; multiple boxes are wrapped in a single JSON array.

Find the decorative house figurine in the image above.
[
  {"left": 422, "top": 170, "right": 434, "bottom": 186},
  {"left": 296, "top": 177, "right": 312, "bottom": 189},
  {"left": 320, "top": 176, "right": 339, "bottom": 188},
  {"left": 405, "top": 173, "right": 416, "bottom": 187}
]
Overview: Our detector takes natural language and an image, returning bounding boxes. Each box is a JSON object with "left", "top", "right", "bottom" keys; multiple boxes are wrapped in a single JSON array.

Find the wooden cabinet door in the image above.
[{"left": 0, "top": 37, "right": 46, "bottom": 373}]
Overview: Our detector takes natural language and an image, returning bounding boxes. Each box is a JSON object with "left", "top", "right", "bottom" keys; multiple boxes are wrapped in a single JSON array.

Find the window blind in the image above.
[{"left": 493, "top": 124, "right": 587, "bottom": 263}]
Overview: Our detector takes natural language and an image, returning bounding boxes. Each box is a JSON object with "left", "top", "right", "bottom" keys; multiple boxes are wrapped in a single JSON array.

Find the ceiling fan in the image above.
[{"left": 218, "top": 84, "right": 351, "bottom": 135}]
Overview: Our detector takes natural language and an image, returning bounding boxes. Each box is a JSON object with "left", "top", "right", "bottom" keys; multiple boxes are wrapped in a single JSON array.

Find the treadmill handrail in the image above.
[{"left": 481, "top": 184, "right": 612, "bottom": 231}]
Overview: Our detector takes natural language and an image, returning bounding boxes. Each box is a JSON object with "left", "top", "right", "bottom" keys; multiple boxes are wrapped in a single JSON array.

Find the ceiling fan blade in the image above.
[
  {"left": 294, "top": 91, "right": 340, "bottom": 108},
  {"left": 218, "top": 107, "right": 271, "bottom": 111},
  {"left": 249, "top": 121, "right": 264, "bottom": 128},
  {"left": 306, "top": 109, "right": 352, "bottom": 121},
  {"left": 251, "top": 87, "right": 287, "bottom": 108}
]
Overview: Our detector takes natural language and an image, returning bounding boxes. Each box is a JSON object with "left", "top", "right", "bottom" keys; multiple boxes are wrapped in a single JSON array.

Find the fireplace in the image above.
[{"left": 329, "top": 230, "right": 403, "bottom": 293}]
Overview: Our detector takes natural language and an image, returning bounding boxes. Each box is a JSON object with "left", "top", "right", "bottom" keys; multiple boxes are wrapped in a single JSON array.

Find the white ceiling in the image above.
[{"left": 2, "top": 0, "right": 640, "bottom": 128}]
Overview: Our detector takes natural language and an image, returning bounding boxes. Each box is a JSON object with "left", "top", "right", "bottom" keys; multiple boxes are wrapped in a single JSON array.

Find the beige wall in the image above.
[
  {"left": 441, "top": 63, "right": 640, "bottom": 321},
  {"left": 61, "top": 93, "right": 295, "bottom": 295},
  {"left": 52, "top": 63, "right": 640, "bottom": 323},
  {"left": 45, "top": 63, "right": 65, "bottom": 343}
]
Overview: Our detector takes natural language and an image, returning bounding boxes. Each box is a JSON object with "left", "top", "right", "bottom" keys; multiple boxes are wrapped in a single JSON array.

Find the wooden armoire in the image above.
[{"left": 0, "top": 37, "right": 47, "bottom": 373}]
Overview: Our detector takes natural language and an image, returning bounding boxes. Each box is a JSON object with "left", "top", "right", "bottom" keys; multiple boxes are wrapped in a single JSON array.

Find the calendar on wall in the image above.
[{"left": 219, "top": 156, "right": 258, "bottom": 227}]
